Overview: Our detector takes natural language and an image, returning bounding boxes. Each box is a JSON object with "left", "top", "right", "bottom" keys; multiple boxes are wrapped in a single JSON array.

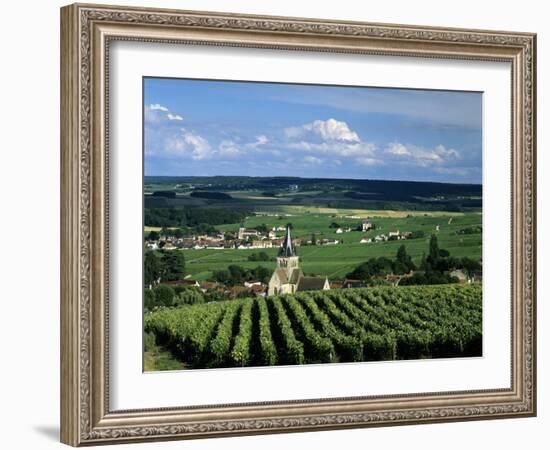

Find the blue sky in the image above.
[{"left": 144, "top": 77, "right": 482, "bottom": 184}]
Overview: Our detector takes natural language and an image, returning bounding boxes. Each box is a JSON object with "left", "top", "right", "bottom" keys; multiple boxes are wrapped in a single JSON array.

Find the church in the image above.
[{"left": 267, "top": 226, "right": 330, "bottom": 296}]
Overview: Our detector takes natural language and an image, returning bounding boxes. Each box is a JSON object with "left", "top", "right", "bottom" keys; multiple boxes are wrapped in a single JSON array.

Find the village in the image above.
[
  {"left": 144, "top": 219, "right": 414, "bottom": 252},
  {"left": 145, "top": 219, "right": 481, "bottom": 304}
]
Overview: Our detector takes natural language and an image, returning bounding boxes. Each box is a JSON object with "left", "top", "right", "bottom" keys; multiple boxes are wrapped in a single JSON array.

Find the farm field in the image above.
[
  {"left": 144, "top": 284, "right": 482, "bottom": 370},
  {"left": 182, "top": 211, "right": 482, "bottom": 280}
]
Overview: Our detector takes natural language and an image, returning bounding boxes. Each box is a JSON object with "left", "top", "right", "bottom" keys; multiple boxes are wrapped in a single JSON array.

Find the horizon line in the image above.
[{"left": 144, "top": 174, "right": 482, "bottom": 186}]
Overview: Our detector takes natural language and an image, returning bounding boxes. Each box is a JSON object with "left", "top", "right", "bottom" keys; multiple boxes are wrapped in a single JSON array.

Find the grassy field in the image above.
[
  {"left": 144, "top": 343, "right": 185, "bottom": 371},
  {"left": 182, "top": 211, "right": 481, "bottom": 281},
  {"left": 144, "top": 177, "right": 482, "bottom": 282}
]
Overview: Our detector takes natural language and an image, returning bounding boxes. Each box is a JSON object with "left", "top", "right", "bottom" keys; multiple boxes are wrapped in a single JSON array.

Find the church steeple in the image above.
[{"left": 279, "top": 225, "right": 295, "bottom": 257}]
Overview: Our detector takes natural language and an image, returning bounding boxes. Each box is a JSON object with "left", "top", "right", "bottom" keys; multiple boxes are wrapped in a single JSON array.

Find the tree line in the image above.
[
  {"left": 346, "top": 235, "right": 481, "bottom": 286},
  {"left": 145, "top": 207, "right": 250, "bottom": 228}
]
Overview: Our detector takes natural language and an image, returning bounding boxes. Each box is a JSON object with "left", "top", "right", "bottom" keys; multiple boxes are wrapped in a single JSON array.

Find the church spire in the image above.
[{"left": 279, "top": 225, "right": 295, "bottom": 257}]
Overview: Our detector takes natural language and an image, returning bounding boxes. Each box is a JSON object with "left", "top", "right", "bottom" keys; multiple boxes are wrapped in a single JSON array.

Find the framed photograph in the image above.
[{"left": 60, "top": 3, "right": 536, "bottom": 446}]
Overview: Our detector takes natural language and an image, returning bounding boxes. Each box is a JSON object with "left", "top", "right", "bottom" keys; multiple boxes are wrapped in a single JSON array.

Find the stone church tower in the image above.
[{"left": 268, "top": 226, "right": 304, "bottom": 296}]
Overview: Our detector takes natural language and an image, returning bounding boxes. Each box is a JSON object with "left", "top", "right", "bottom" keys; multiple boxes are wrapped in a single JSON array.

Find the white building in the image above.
[
  {"left": 238, "top": 227, "right": 260, "bottom": 240},
  {"left": 361, "top": 220, "right": 373, "bottom": 232}
]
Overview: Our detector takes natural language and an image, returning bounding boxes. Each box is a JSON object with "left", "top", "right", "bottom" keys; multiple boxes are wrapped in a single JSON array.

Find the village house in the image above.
[
  {"left": 237, "top": 227, "right": 260, "bottom": 240},
  {"left": 248, "top": 284, "right": 267, "bottom": 297},
  {"left": 470, "top": 271, "right": 483, "bottom": 283},
  {"left": 361, "top": 220, "right": 373, "bottom": 232},
  {"left": 252, "top": 240, "right": 273, "bottom": 249},
  {"left": 388, "top": 230, "right": 400, "bottom": 239},
  {"left": 320, "top": 238, "right": 340, "bottom": 245},
  {"left": 385, "top": 275, "right": 402, "bottom": 286},
  {"left": 199, "top": 281, "right": 219, "bottom": 292},
  {"left": 267, "top": 226, "right": 330, "bottom": 296},
  {"left": 450, "top": 269, "right": 469, "bottom": 283},
  {"left": 343, "top": 279, "right": 365, "bottom": 289},
  {"left": 206, "top": 243, "right": 225, "bottom": 250}
]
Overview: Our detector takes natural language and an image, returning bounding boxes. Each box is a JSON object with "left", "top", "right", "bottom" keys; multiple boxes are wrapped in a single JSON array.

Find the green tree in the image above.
[
  {"left": 228, "top": 265, "right": 246, "bottom": 285},
  {"left": 396, "top": 244, "right": 415, "bottom": 273},
  {"left": 251, "top": 266, "right": 271, "bottom": 284},
  {"left": 255, "top": 223, "right": 269, "bottom": 233},
  {"left": 144, "top": 251, "right": 160, "bottom": 286},
  {"left": 153, "top": 284, "right": 175, "bottom": 307},
  {"left": 346, "top": 257, "right": 393, "bottom": 282},
  {"left": 213, "top": 269, "right": 230, "bottom": 285},
  {"left": 427, "top": 234, "right": 440, "bottom": 269},
  {"left": 160, "top": 251, "right": 185, "bottom": 281},
  {"left": 311, "top": 233, "right": 317, "bottom": 245},
  {"left": 410, "top": 230, "right": 425, "bottom": 239},
  {"left": 247, "top": 252, "right": 270, "bottom": 262},
  {"left": 144, "top": 288, "right": 157, "bottom": 311},
  {"left": 147, "top": 230, "right": 160, "bottom": 241},
  {"left": 460, "top": 257, "right": 482, "bottom": 276},
  {"left": 420, "top": 252, "right": 429, "bottom": 271}
]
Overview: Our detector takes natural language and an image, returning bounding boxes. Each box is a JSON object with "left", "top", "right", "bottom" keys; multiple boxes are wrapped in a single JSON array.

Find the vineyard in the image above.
[{"left": 144, "top": 284, "right": 482, "bottom": 369}]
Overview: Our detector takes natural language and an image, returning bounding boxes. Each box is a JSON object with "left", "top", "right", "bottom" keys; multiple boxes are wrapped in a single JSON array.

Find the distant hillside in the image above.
[{"left": 145, "top": 175, "right": 481, "bottom": 201}]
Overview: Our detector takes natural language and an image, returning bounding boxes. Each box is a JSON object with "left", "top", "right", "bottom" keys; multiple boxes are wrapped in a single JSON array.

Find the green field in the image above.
[
  {"left": 182, "top": 211, "right": 481, "bottom": 281},
  {"left": 145, "top": 284, "right": 482, "bottom": 370}
]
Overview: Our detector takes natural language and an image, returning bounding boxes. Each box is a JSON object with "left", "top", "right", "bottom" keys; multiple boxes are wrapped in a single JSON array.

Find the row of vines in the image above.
[{"left": 144, "top": 284, "right": 482, "bottom": 369}]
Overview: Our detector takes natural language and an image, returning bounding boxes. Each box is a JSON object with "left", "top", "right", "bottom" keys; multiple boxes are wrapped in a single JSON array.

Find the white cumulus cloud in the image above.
[
  {"left": 386, "top": 142, "right": 410, "bottom": 156},
  {"left": 145, "top": 103, "right": 184, "bottom": 124},
  {"left": 287, "top": 141, "right": 376, "bottom": 158},
  {"left": 384, "top": 142, "right": 460, "bottom": 166},
  {"left": 149, "top": 103, "right": 168, "bottom": 112},
  {"left": 285, "top": 118, "right": 360, "bottom": 142},
  {"left": 183, "top": 131, "right": 212, "bottom": 160},
  {"left": 246, "top": 135, "right": 269, "bottom": 148}
]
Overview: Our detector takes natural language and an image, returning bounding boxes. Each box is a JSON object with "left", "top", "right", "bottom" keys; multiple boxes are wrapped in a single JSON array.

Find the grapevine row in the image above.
[{"left": 144, "top": 284, "right": 482, "bottom": 369}]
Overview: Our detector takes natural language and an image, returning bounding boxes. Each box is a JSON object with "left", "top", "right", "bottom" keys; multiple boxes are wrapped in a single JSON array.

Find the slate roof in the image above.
[
  {"left": 297, "top": 277, "right": 327, "bottom": 292},
  {"left": 279, "top": 225, "right": 296, "bottom": 257}
]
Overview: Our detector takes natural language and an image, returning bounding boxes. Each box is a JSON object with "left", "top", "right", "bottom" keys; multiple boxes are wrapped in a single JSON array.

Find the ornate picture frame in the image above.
[{"left": 60, "top": 3, "right": 536, "bottom": 446}]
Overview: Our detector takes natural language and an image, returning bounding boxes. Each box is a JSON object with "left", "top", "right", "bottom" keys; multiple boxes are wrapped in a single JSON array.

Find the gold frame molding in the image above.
[{"left": 60, "top": 3, "right": 537, "bottom": 446}]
